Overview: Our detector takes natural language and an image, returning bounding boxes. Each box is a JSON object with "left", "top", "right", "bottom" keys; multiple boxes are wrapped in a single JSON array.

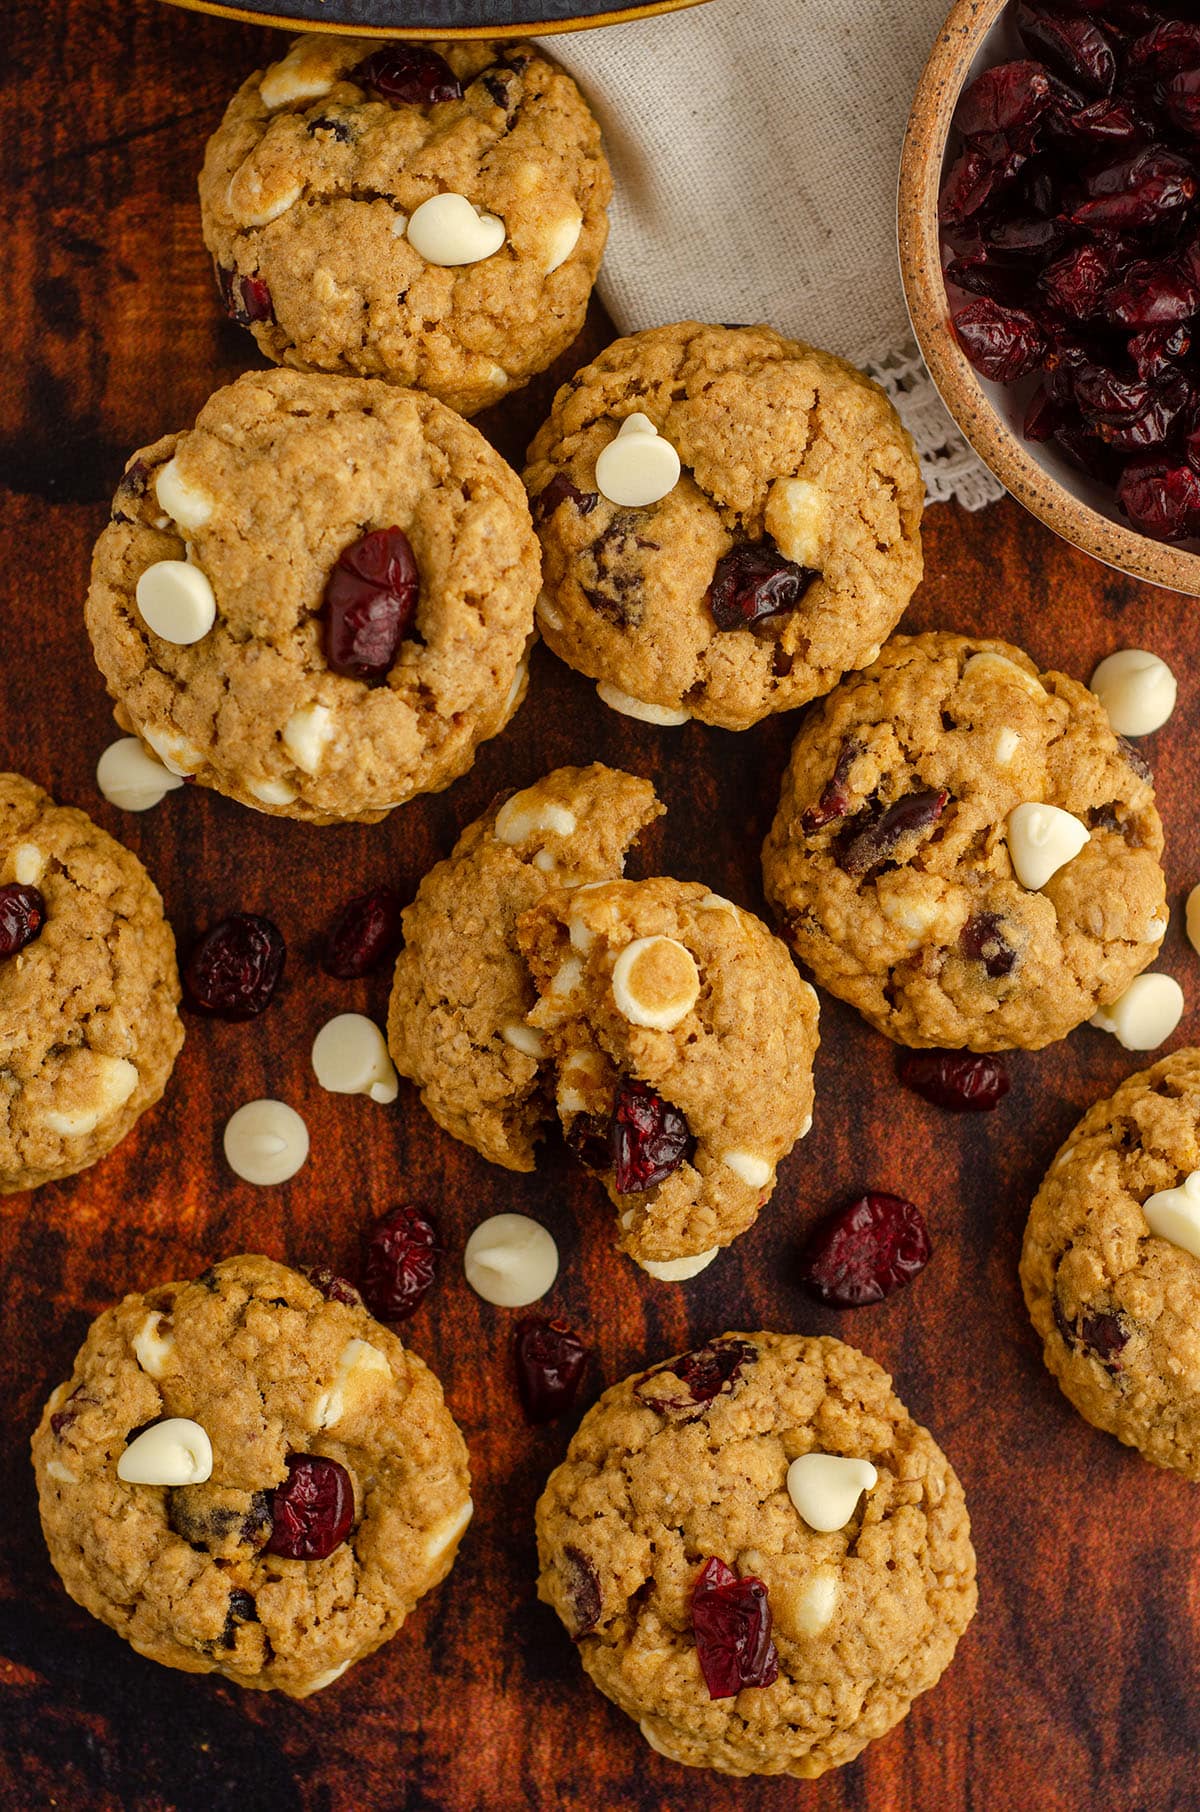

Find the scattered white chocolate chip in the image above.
[
  {"left": 994, "top": 727, "right": 1021, "bottom": 765},
  {"left": 791, "top": 1569, "right": 840, "bottom": 1637},
  {"left": 140, "top": 724, "right": 203, "bottom": 777},
  {"left": 1141, "top": 1169, "right": 1200, "bottom": 1261},
  {"left": 494, "top": 791, "right": 576, "bottom": 845},
  {"left": 639, "top": 1246, "right": 718, "bottom": 1281},
  {"left": 135, "top": 560, "right": 216, "bottom": 645},
  {"left": 1090, "top": 649, "right": 1177, "bottom": 737},
  {"left": 311, "top": 1014, "right": 398, "bottom": 1105},
  {"left": 310, "top": 1338, "right": 392, "bottom": 1431},
  {"left": 117, "top": 1417, "right": 213, "bottom": 1487},
  {"left": 543, "top": 211, "right": 583, "bottom": 274},
  {"left": 44, "top": 1055, "right": 138, "bottom": 1138},
  {"left": 259, "top": 40, "right": 335, "bottom": 109},
  {"left": 155, "top": 457, "right": 212, "bottom": 532},
  {"left": 611, "top": 936, "right": 700, "bottom": 1031},
  {"left": 463, "top": 1213, "right": 558, "bottom": 1307},
  {"left": 1187, "top": 885, "right": 1200, "bottom": 956},
  {"left": 96, "top": 737, "right": 184, "bottom": 812},
  {"left": 223, "top": 1099, "right": 309, "bottom": 1185},
  {"left": 502, "top": 1022, "right": 544, "bottom": 1058},
  {"left": 595, "top": 413, "right": 681, "bottom": 509},
  {"left": 247, "top": 778, "right": 299, "bottom": 807},
  {"left": 721, "top": 1150, "right": 771, "bottom": 1189},
  {"left": 1091, "top": 973, "right": 1184, "bottom": 1051},
  {"left": 45, "top": 1459, "right": 79, "bottom": 1486},
  {"left": 961, "top": 650, "right": 1045, "bottom": 696},
  {"left": 424, "top": 1495, "right": 474, "bottom": 1564},
  {"left": 596, "top": 681, "right": 690, "bottom": 726},
  {"left": 283, "top": 703, "right": 335, "bottom": 774},
  {"left": 763, "top": 476, "right": 828, "bottom": 568},
  {"left": 786, "top": 1453, "right": 878, "bottom": 1533},
  {"left": 133, "top": 1311, "right": 175, "bottom": 1380},
  {"left": 11, "top": 844, "right": 46, "bottom": 886},
  {"left": 407, "top": 193, "right": 506, "bottom": 265},
  {"left": 1006, "top": 803, "right": 1090, "bottom": 891}
]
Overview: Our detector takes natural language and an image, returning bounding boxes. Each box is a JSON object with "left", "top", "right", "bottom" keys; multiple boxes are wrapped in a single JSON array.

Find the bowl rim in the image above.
[
  {"left": 155, "top": 0, "right": 707, "bottom": 38},
  {"left": 897, "top": 0, "right": 1200, "bottom": 596}
]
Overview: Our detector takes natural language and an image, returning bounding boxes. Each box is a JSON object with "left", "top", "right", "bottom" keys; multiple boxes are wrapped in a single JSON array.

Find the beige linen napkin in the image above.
[{"left": 543, "top": 0, "right": 1002, "bottom": 509}]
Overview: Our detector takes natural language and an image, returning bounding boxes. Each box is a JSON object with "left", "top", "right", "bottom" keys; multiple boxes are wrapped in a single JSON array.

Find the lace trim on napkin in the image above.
[{"left": 870, "top": 338, "right": 1005, "bottom": 513}]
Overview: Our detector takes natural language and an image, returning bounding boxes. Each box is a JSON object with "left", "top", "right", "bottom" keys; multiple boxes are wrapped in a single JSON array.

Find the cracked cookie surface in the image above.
[
  {"left": 524, "top": 322, "right": 923, "bottom": 731},
  {"left": 199, "top": 36, "right": 610, "bottom": 416},
  {"left": 0, "top": 772, "right": 182, "bottom": 1193},
  {"left": 85, "top": 369, "right": 541, "bottom": 824},
  {"left": 763, "top": 631, "right": 1166, "bottom": 1051},
  {"left": 536, "top": 1331, "right": 976, "bottom": 1777},
  {"left": 32, "top": 1254, "right": 472, "bottom": 1696},
  {"left": 516, "top": 878, "right": 818, "bottom": 1266},
  {"left": 387, "top": 764, "right": 662, "bottom": 1171},
  {"left": 1021, "top": 1050, "right": 1200, "bottom": 1477}
]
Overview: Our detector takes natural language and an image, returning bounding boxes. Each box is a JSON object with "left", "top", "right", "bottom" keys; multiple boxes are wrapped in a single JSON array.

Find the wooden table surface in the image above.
[{"left": 4, "top": 4, "right": 1200, "bottom": 1809}]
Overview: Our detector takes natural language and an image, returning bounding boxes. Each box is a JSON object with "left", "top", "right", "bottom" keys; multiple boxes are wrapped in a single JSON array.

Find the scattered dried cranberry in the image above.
[
  {"left": 323, "top": 527, "right": 419, "bottom": 683},
  {"left": 215, "top": 263, "right": 274, "bottom": 326},
  {"left": 350, "top": 44, "right": 463, "bottom": 106},
  {"left": 562, "top": 1546, "right": 601, "bottom": 1638},
  {"left": 0, "top": 883, "right": 45, "bottom": 958},
  {"left": 533, "top": 473, "right": 599, "bottom": 521},
  {"left": 265, "top": 1455, "right": 354, "bottom": 1560},
  {"left": 897, "top": 1049, "right": 1011, "bottom": 1112},
  {"left": 707, "top": 541, "right": 819, "bottom": 631},
  {"left": 636, "top": 1337, "right": 758, "bottom": 1412},
  {"left": 302, "top": 1266, "right": 364, "bottom": 1309},
  {"left": 691, "top": 1558, "right": 779, "bottom": 1700},
  {"left": 361, "top": 1206, "right": 437, "bottom": 1323},
  {"left": 322, "top": 886, "right": 405, "bottom": 978},
  {"left": 799, "top": 1193, "right": 932, "bottom": 1308},
  {"left": 960, "top": 910, "right": 1018, "bottom": 979},
  {"left": 183, "top": 913, "right": 285, "bottom": 1019},
  {"left": 514, "top": 1317, "right": 587, "bottom": 1425},
  {"left": 800, "top": 738, "right": 862, "bottom": 834},
  {"left": 610, "top": 1077, "right": 695, "bottom": 1194},
  {"left": 833, "top": 788, "right": 948, "bottom": 879}
]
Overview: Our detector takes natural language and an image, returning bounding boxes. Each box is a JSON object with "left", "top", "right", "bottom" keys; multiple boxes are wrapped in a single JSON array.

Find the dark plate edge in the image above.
[{"left": 157, "top": 0, "right": 708, "bottom": 39}]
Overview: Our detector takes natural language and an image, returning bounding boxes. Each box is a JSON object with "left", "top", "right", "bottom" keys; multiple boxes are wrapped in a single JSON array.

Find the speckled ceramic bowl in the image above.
[{"left": 898, "top": 0, "right": 1200, "bottom": 595}]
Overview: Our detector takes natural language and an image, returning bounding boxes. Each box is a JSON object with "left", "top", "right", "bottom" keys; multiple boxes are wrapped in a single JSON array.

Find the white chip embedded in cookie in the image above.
[
  {"left": 611, "top": 935, "right": 699, "bottom": 1030},
  {"left": 786, "top": 1453, "right": 878, "bottom": 1532},
  {"left": 1006, "top": 802, "right": 1089, "bottom": 891},
  {"left": 595, "top": 415, "right": 681, "bottom": 508},
  {"left": 406, "top": 193, "right": 506, "bottom": 266},
  {"left": 118, "top": 1417, "right": 213, "bottom": 1487}
]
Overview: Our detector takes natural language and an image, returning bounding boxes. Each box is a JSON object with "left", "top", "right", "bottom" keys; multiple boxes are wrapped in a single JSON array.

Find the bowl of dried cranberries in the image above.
[{"left": 899, "top": 0, "right": 1200, "bottom": 592}]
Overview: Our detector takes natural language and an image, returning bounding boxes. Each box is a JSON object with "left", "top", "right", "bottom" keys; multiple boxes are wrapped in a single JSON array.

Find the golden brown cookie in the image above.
[
  {"left": 32, "top": 1255, "right": 472, "bottom": 1696},
  {"left": 536, "top": 1331, "right": 976, "bottom": 1777},
  {"left": 199, "top": 37, "right": 610, "bottom": 416},
  {"left": 85, "top": 369, "right": 541, "bottom": 824},
  {"left": 387, "top": 764, "right": 662, "bottom": 1171},
  {"left": 763, "top": 632, "right": 1167, "bottom": 1050},
  {"left": 0, "top": 772, "right": 182, "bottom": 1193},
  {"left": 1021, "top": 1049, "right": 1200, "bottom": 1478},
  {"left": 524, "top": 322, "right": 923, "bottom": 731}
]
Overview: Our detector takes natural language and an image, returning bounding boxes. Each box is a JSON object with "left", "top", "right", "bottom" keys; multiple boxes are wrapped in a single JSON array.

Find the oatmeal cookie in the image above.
[
  {"left": 85, "top": 369, "right": 540, "bottom": 824},
  {"left": 516, "top": 878, "right": 818, "bottom": 1267},
  {"left": 0, "top": 772, "right": 182, "bottom": 1193},
  {"left": 387, "top": 764, "right": 662, "bottom": 1171},
  {"left": 199, "top": 36, "right": 610, "bottom": 416},
  {"left": 763, "top": 632, "right": 1166, "bottom": 1050},
  {"left": 1022, "top": 1049, "right": 1200, "bottom": 1477},
  {"left": 536, "top": 1331, "right": 976, "bottom": 1777},
  {"left": 524, "top": 322, "right": 923, "bottom": 731},
  {"left": 32, "top": 1254, "right": 472, "bottom": 1696}
]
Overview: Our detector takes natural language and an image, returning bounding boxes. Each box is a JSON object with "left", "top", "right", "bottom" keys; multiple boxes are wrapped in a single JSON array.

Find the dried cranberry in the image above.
[
  {"left": 1129, "top": 323, "right": 1192, "bottom": 383},
  {"left": 323, "top": 527, "right": 419, "bottom": 683},
  {"left": 302, "top": 1266, "right": 364, "bottom": 1309},
  {"left": 0, "top": 884, "right": 45, "bottom": 958},
  {"left": 1041, "top": 241, "right": 1122, "bottom": 320},
  {"left": 215, "top": 263, "right": 274, "bottom": 326},
  {"left": 799, "top": 1194, "right": 932, "bottom": 1308},
  {"left": 1103, "top": 257, "right": 1200, "bottom": 329},
  {"left": 183, "top": 914, "right": 285, "bottom": 1019},
  {"left": 954, "top": 298, "right": 1048, "bottom": 381},
  {"left": 800, "top": 737, "right": 862, "bottom": 833},
  {"left": 691, "top": 1558, "right": 779, "bottom": 1700},
  {"left": 985, "top": 214, "right": 1065, "bottom": 258},
  {"left": 1072, "top": 147, "right": 1196, "bottom": 230},
  {"left": 1127, "top": 20, "right": 1200, "bottom": 77},
  {"left": 897, "top": 1049, "right": 1011, "bottom": 1112},
  {"left": 833, "top": 788, "right": 948, "bottom": 880},
  {"left": 636, "top": 1337, "right": 758, "bottom": 1412},
  {"left": 350, "top": 44, "right": 463, "bottom": 106},
  {"left": 1024, "top": 384, "right": 1066, "bottom": 440},
  {"left": 514, "top": 1317, "right": 587, "bottom": 1425},
  {"left": 955, "top": 61, "right": 1053, "bottom": 138},
  {"left": 945, "top": 252, "right": 1032, "bottom": 306},
  {"left": 563, "top": 1113, "right": 612, "bottom": 1173},
  {"left": 939, "top": 134, "right": 1033, "bottom": 226},
  {"left": 1118, "top": 455, "right": 1200, "bottom": 539},
  {"left": 1053, "top": 1295, "right": 1129, "bottom": 1369},
  {"left": 960, "top": 910, "right": 1017, "bottom": 979},
  {"left": 610, "top": 1077, "right": 694, "bottom": 1194},
  {"left": 361, "top": 1206, "right": 437, "bottom": 1323},
  {"left": 221, "top": 1589, "right": 258, "bottom": 1645},
  {"left": 708, "top": 540, "right": 818, "bottom": 632},
  {"left": 265, "top": 1455, "right": 354, "bottom": 1560},
  {"left": 322, "top": 886, "right": 405, "bottom": 978},
  {"left": 561, "top": 1546, "right": 601, "bottom": 1638},
  {"left": 49, "top": 1388, "right": 91, "bottom": 1439},
  {"left": 533, "top": 473, "right": 599, "bottom": 521},
  {"left": 1016, "top": 5, "right": 1116, "bottom": 96},
  {"left": 1050, "top": 97, "right": 1145, "bottom": 146},
  {"left": 1167, "top": 69, "right": 1200, "bottom": 138}
]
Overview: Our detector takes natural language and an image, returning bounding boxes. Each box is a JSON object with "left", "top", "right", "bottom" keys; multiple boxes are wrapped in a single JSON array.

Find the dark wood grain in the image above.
[{"left": 3, "top": 6, "right": 1200, "bottom": 1809}]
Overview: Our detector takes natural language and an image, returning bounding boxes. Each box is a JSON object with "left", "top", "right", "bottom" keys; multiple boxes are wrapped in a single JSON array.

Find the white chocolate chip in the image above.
[
  {"left": 1006, "top": 803, "right": 1090, "bottom": 891},
  {"left": 155, "top": 457, "right": 212, "bottom": 533},
  {"left": 96, "top": 737, "right": 184, "bottom": 812},
  {"left": 312, "top": 1014, "right": 398, "bottom": 1105},
  {"left": 494, "top": 791, "right": 577, "bottom": 845},
  {"left": 46, "top": 1459, "right": 79, "bottom": 1485},
  {"left": 11, "top": 844, "right": 46, "bottom": 886},
  {"left": 595, "top": 414, "right": 681, "bottom": 509},
  {"left": 406, "top": 193, "right": 506, "bottom": 265},
  {"left": 463, "top": 1213, "right": 558, "bottom": 1307},
  {"left": 799, "top": 1113, "right": 813, "bottom": 1138},
  {"left": 423, "top": 1495, "right": 474, "bottom": 1563},
  {"left": 880, "top": 890, "right": 943, "bottom": 938},
  {"left": 535, "top": 596, "right": 563, "bottom": 633},
  {"left": 44, "top": 1054, "right": 138, "bottom": 1138},
  {"left": 502, "top": 659, "right": 528, "bottom": 714},
  {"left": 994, "top": 727, "right": 1021, "bottom": 765},
  {"left": 721, "top": 1149, "right": 771, "bottom": 1189},
  {"left": 388, "top": 214, "right": 410, "bottom": 239},
  {"left": 549, "top": 955, "right": 583, "bottom": 996},
  {"left": 786, "top": 1453, "right": 878, "bottom": 1533},
  {"left": 1146, "top": 911, "right": 1169, "bottom": 944},
  {"left": 223, "top": 1099, "right": 309, "bottom": 1184},
  {"left": 543, "top": 211, "right": 583, "bottom": 273},
  {"left": 133, "top": 1311, "right": 175, "bottom": 1380},
  {"left": 611, "top": 936, "right": 699, "bottom": 1031},
  {"left": 698, "top": 893, "right": 738, "bottom": 914},
  {"left": 300, "top": 1659, "right": 354, "bottom": 1694},
  {"left": 226, "top": 169, "right": 302, "bottom": 227},
  {"left": 639, "top": 1246, "right": 719, "bottom": 1281},
  {"left": 961, "top": 650, "right": 1045, "bottom": 696},
  {"left": 1091, "top": 973, "right": 1184, "bottom": 1050},
  {"left": 310, "top": 1337, "right": 392, "bottom": 1431},
  {"left": 135, "top": 560, "right": 216, "bottom": 645},
  {"left": 557, "top": 1046, "right": 603, "bottom": 1114},
  {"left": 260, "top": 41, "right": 335, "bottom": 109},
  {"left": 596, "top": 681, "right": 689, "bottom": 726},
  {"left": 117, "top": 1417, "right": 213, "bottom": 1487},
  {"left": 247, "top": 778, "right": 299, "bottom": 807},
  {"left": 763, "top": 476, "right": 828, "bottom": 568},
  {"left": 568, "top": 913, "right": 595, "bottom": 953},
  {"left": 502, "top": 1022, "right": 544, "bottom": 1058},
  {"left": 532, "top": 850, "right": 557, "bottom": 873},
  {"left": 1187, "top": 885, "right": 1200, "bottom": 956},
  {"left": 791, "top": 1569, "right": 840, "bottom": 1636},
  {"left": 1090, "top": 649, "right": 1177, "bottom": 737},
  {"left": 283, "top": 703, "right": 335, "bottom": 775},
  {"left": 140, "top": 724, "right": 203, "bottom": 777}
]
